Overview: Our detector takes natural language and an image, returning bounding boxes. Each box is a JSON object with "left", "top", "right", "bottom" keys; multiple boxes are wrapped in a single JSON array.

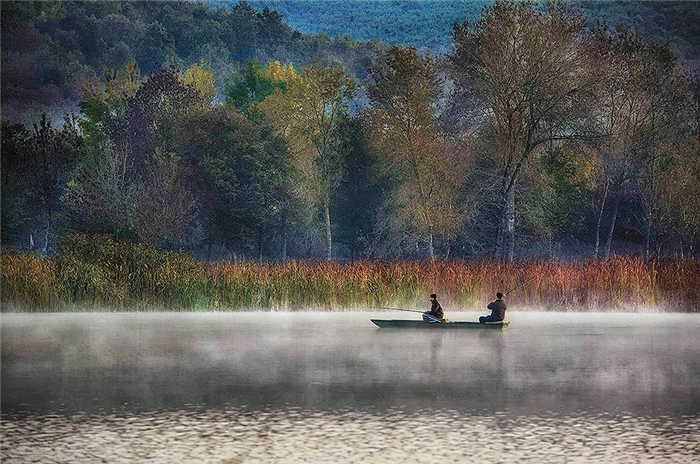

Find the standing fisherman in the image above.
[
  {"left": 423, "top": 294, "right": 444, "bottom": 323},
  {"left": 480, "top": 292, "right": 506, "bottom": 323}
]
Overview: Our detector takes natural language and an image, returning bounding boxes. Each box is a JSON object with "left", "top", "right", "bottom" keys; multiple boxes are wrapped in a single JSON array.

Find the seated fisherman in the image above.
[
  {"left": 423, "top": 294, "right": 444, "bottom": 323},
  {"left": 480, "top": 292, "right": 506, "bottom": 323}
]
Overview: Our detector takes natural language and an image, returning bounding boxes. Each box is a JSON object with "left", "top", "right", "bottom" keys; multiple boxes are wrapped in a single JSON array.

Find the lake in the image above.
[{"left": 2, "top": 311, "right": 699, "bottom": 462}]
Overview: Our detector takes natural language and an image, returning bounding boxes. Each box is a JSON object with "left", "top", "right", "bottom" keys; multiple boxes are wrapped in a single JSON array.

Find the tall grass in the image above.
[{"left": 2, "top": 234, "right": 699, "bottom": 312}]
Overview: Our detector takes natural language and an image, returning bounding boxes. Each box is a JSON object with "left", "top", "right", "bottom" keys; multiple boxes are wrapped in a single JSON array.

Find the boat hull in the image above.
[{"left": 371, "top": 319, "right": 509, "bottom": 329}]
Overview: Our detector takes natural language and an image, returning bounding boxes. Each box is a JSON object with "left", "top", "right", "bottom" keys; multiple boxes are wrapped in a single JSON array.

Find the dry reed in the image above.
[{"left": 2, "top": 235, "right": 699, "bottom": 312}]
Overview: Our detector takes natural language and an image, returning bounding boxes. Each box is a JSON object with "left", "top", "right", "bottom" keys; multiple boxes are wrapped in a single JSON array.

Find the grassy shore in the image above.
[{"left": 1, "top": 234, "right": 699, "bottom": 312}]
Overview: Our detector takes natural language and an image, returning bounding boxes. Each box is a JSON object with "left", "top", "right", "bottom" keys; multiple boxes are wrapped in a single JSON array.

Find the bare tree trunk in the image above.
[
  {"left": 281, "top": 211, "right": 288, "bottom": 261},
  {"left": 605, "top": 197, "right": 620, "bottom": 258},
  {"left": 508, "top": 192, "right": 515, "bottom": 262},
  {"left": 428, "top": 232, "right": 435, "bottom": 261},
  {"left": 594, "top": 182, "right": 608, "bottom": 259},
  {"left": 42, "top": 206, "right": 52, "bottom": 254},
  {"left": 645, "top": 214, "right": 652, "bottom": 259},
  {"left": 495, "top": 166, "right": 522, "bottom": 261},
  {"left": 325, "top": 201, "right": 332, "bottom": 261},
  {"left": 495, "top": 190, "right": 509, "bottom": 260},
  {"left": 496, "top": 188, "right": 516, "bottom": 262},
  {"left": 258, "top": 223, "right": 263, "bottom": 263}
]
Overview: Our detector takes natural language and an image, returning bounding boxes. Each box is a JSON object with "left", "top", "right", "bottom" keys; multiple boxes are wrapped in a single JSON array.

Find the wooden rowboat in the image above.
[{"left": 371, "top": 319, "right": 509, "bottom": 329}]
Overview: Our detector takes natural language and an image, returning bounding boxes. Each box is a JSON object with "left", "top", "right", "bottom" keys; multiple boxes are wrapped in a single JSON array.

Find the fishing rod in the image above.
[
  {"left": 504, "top": 275, "right": 537, "bottom": 296},
  {"left": 372, "top": 306, "right": 425, "bottom": 314}
]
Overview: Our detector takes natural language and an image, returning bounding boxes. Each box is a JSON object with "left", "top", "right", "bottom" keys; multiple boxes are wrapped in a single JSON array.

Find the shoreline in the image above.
[{"left": 2, "top": 306, "right": 698, "bottom": 314}]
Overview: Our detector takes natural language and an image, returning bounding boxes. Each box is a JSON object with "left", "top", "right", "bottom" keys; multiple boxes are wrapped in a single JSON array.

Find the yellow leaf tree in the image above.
[
  {"left": 259, "top": 61, "right": 355, "bottom": 260},
  {"left": 369, "top": 46, "right": 464, "bottom": 260},
  {"left": 183, "top": 59, "right": 217, "bottom": 106}
]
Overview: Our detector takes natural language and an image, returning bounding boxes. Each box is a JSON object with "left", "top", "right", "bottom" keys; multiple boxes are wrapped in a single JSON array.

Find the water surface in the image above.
[{"left": 2, "top": 311, "right": 699, "bottom": 462}]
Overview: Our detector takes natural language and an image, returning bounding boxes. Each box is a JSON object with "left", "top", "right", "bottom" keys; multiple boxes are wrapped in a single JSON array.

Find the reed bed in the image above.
[{"left": 2, "top": 234, "right": 699, "bottom": 312}]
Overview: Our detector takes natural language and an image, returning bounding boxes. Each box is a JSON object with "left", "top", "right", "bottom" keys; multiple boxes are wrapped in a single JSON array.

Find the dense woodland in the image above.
[
  {"left": 2, "top": 0, "right": 700, "bottom": 262},
  {"left": 1, "top": 0, "right": 386, "bottom": 122},
  {"left": 244, "top": 0, "right": 700, "bottom": 65}
]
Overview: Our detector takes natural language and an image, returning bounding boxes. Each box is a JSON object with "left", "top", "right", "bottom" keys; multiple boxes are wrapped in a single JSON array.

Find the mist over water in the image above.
[{"left": 2, "top": 311, "right": 699, "bottom": 462}]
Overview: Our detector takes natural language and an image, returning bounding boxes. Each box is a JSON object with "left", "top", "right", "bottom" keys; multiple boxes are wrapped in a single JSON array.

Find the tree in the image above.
[
  {"left": 22, "top": 114, "right": 83, "bottom": 253},
  {"left": 654, "top": 147, "right": 700, "bottom": 256},
  {"left": 636, "top": 42, "right": 688, "bottom": 257},
  {"left": 79, "top": 58, "right": 141, "bottom": 147},
  {"left": 183, "top": 59, "right": 217, "bottom": 106},
  {"left": 176, "top": 105, "right": 291, "bottom": 260},
  {"left": 591, "top": 27, "right": 688, "bottom": 257},
  {"left": 132, "top": 147, "right": 194, "bottom": 248},
  {"left": 70, "top": 63, "right": 201, "bottom": 242},
  {"left": 1, "top": 121, "right": 32, "bottom": 246},
  {"left": 124, "top": 64, "right": 200, "bottom": 167},
  {"left": 368, "top": 46, "right": 464, "bottom": 260},
  {"left": 223, "top": 60, "right": 287, "bottom": 117},
  {"left": 451, "top": 0, "right": 598, "bottom": 260},
  {"left": 64, "top": 136, "right": 137, "bottom": 240},
  {"left": 331, "top": 115, "right": 386, "bottom": 260},
  {"left": 520, "top": 143, "right": 595, "bottom": 257},
  {"left": 259, "top": 61, "right": 355, "bottom": 260},
  {"left": 70, "top": 61, "right": 142, "bottom": 240},
  {"left": 689, "top": 72, "right": 700, "bottom": 154}
]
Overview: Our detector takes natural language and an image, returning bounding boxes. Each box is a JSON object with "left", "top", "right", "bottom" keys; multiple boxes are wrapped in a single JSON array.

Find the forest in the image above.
[
  {"left": 2, "top": 0, "right": 700, "bottom": 265},
  {"left": 244, "top": 0, "right": 700, "bottom": 65}
]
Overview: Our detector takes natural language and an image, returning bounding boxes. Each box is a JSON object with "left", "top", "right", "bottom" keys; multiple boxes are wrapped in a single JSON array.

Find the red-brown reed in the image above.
[{"left": 2, "top": 236, "right": 699, "bottom": 312}]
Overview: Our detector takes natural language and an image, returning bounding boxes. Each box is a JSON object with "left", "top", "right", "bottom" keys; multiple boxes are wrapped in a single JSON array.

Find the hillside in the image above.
[
  {"left": 245, "top": 0, "right": 484, "bottom": 54},
  {"left": 1, "top": 1, "right": 385, "bottom": 123},
  {"left": 245, "top": 0, "right": 700, "bottom": 65},
  {"left": 4, "top": 1, "right": 699, "bottom": 123}
]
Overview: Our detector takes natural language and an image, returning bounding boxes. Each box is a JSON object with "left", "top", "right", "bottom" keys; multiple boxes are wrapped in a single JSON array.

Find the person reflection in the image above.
[
  {"left": 480, "top": 329, "right": 506, "bottom": 403},
  {"left": 425, "top": 331, "right": 444, "bottom": 378}
]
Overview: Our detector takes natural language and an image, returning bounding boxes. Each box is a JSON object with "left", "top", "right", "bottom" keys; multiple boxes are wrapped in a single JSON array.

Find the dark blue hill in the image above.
[{"left": 236, "top": 1, "right": 699, "bottom": 66}]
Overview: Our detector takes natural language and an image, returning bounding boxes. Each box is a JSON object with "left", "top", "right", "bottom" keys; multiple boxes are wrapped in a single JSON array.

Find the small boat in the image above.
[{"left": 371, "top": 319, "right": 509, "bottom": 329}]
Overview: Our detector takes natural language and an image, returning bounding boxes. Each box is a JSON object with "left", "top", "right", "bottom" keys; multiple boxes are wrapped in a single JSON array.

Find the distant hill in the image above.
[
  {"left": 3, "top": 1, "right": 699, "bottom": 124},
  {"left": 1, "top": 0, "right": 385, "bottom": 123},
  {"left": 581, "top": 0, "right": 700, "bottom": 68},
  {"left": 242, "top": 0, "right": 484, "bottom": 54},
  {"left": 243, "top": 0, "right": 700, "bottom": 66}
]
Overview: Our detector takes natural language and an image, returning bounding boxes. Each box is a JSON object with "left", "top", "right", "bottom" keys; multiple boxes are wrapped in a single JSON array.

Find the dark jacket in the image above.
[
  {"left": 487, "top": 299, "right": 507, "bottom": 321},
  {"left": 428, "top": 300, "right": 444, "bottom": 319}
]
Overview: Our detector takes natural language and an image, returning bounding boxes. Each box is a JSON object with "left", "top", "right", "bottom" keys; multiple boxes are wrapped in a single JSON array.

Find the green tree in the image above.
[
  {"left": 224, "top": 60, "right": 287, "bottom": 117},
  {"left": 520, "top": 143, "right": 595, "bottom": 256},
  {"left": 22, "top": 114, "right": 83, "bottom": 252},
  {"left": 79, "top": 58, "right": 141, "bottom": 147},
  {"left": 176, "top": 105, "right": 291, "bottom": 260},
  {"left": 70, "top": 63, "right": 200, "bottom": 242},
  {"left": 331, "top": 115, "right": 386, "bottom": 260},
  {"left": 1, "top": 121, "right": 32, "bottom": 246}
]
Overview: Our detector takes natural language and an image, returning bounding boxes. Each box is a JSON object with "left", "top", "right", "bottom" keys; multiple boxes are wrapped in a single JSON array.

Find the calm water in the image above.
[{"left": 2, "top": 311, "right": 699, "bottom": 462}]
